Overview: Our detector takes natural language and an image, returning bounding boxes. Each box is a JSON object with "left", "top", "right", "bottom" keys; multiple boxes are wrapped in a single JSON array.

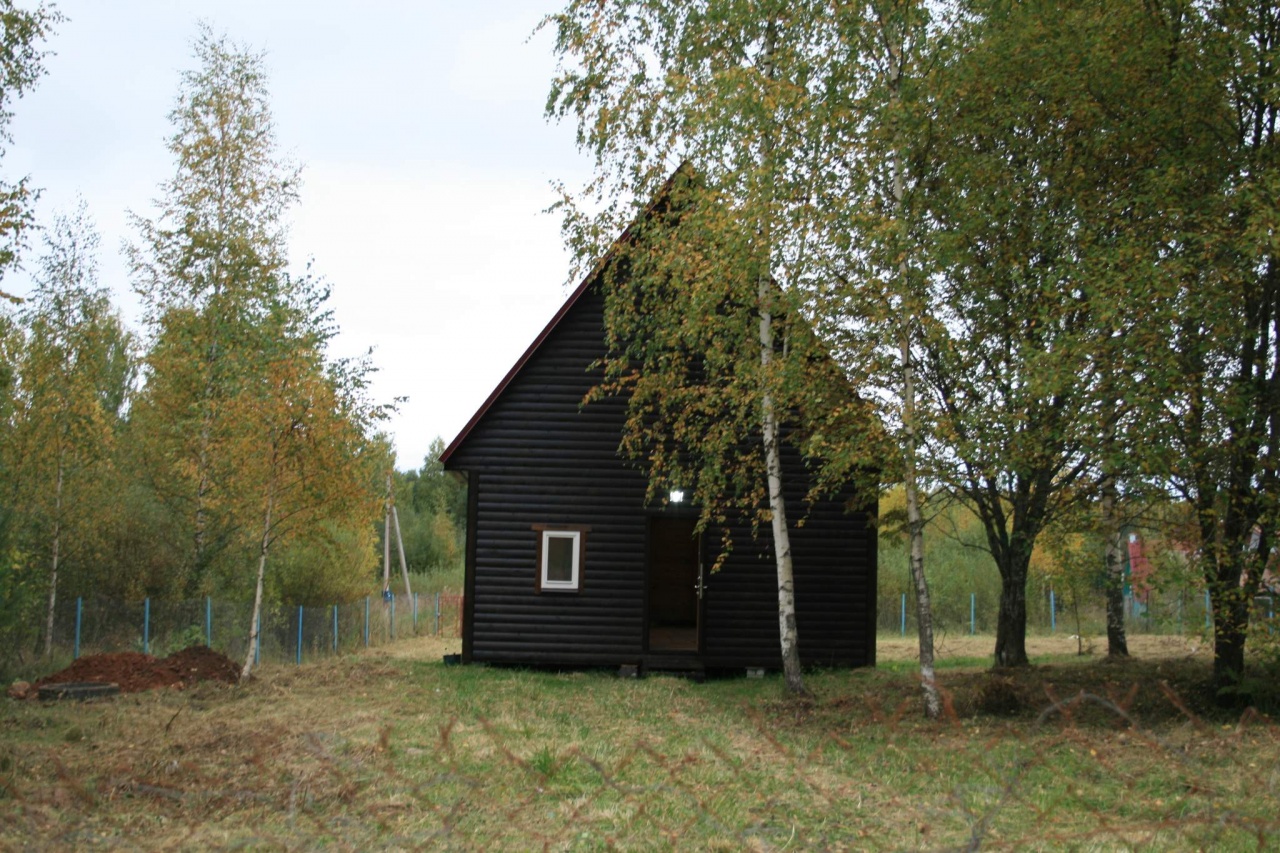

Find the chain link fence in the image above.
[
  {"left": 878, "top": 586, "right": 1275, "bottom": 639},
  {"left": 16, "top": 584, "right": 1271, "bottom": 674},
  {"left": 4, "top": 591, "right": 464, "bottom": 675}
]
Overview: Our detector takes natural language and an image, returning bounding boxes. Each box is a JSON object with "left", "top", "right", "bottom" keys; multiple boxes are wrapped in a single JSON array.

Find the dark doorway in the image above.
[{"left": 648, "top": 517, "right": 701, "bottom": 652}]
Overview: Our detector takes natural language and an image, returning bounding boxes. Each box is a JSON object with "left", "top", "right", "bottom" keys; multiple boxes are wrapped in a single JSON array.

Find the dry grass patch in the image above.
[
  {"left": 2, "top": 640, "right": 1278, "bottom": 850},
  {"left": 876, "top": 631, "right": 1210, "bottom": 663}
]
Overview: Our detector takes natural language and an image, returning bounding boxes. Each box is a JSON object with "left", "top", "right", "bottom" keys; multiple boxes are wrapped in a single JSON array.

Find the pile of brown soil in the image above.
[
  {"left": 162, "top": 645, "right": 242, "bottom": 686},
  {"left": 31, "top": 645, "right": 241, "bottom": 694}
]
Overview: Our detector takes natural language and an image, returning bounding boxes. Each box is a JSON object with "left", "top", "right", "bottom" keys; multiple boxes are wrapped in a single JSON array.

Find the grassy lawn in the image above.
[{"left": 2, "top": 635, "right": 1278, "bottom": 850}]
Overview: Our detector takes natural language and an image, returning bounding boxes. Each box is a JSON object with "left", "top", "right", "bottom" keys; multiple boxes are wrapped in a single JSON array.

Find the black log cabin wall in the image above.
[{"left": 443, "top": 282, "right": 877, "bottom": 670}]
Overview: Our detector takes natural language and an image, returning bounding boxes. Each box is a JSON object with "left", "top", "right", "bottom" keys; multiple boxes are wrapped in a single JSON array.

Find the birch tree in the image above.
[
  {"left": 128, "top": 23, "right": 300, "bottom": 594},
  {"left": 547, "top": 1, "right": 867, "bottom": 695},
  {"left": 10, "top": 204, "right": 129, "bottom": 656},
  {"left": 549, "top": 0, "right": 957, "bottom": 702},
  {"left": 799, "top": 0, "right": 946, "bottom": 715},
  {"left": 231, "top": 275, "right": 386, "bottom": 680},
  {"left": 126, "top": 26, "right": 388, "bottom": 666}
]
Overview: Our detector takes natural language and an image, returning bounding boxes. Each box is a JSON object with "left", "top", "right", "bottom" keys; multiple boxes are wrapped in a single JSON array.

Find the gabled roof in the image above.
[{"left": 440, "top": 166, "right": 689, "bottom": 466}]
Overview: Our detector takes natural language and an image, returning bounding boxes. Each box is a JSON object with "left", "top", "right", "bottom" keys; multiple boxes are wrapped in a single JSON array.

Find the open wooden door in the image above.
[{"left": 647, "top": 517, "right": 702, "bottom": 652}]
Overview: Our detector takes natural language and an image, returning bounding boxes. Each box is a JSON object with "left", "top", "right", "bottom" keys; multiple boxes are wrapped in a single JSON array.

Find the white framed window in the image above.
[{"left": 534, "top": 526, "right": 587, "bottom": 592}]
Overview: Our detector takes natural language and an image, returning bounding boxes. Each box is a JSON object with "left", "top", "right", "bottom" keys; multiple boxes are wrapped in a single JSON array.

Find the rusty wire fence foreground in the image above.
[
  {"left": 316, "top": 697, "right": 1280, "bottom": 850},
  {"left": 4, "top": 668, "right": 1278, "bottom": 850}
]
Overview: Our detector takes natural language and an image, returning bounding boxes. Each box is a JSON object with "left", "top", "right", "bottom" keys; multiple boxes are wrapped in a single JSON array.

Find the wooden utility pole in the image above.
[
  {"left": 383, "top": 474, "right": 392, "bottom": 592},
  {"left": 383, "top": 473, "right": 413, "bottom": 597},
  {"left": 392, "top": 504, "right": 413, "bottom": 597}
]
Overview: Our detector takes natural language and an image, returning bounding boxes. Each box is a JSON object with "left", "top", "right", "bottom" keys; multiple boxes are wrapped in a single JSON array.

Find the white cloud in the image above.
[
  {"left": 5, "top": 0, "right": 596, "bottom": 470},
  {"left": 292, "top": 163, "right": 578, "bottom": 465}
]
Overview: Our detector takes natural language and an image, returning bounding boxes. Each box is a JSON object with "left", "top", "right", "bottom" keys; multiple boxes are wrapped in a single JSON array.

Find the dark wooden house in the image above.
[{"left": 441, "top": 232, "right": 878, "bottom": 673}]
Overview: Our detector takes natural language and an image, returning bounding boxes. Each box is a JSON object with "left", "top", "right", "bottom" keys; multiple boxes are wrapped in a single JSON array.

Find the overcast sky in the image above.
[{"left": 5, "top": 0, "right": 595, "bottom": 469}]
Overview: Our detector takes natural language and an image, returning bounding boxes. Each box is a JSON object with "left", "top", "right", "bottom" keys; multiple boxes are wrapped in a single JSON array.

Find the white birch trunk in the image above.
[
  {"left": 241, "top": 488, "right": 275, "bottom": 681},
  {"left": 760, "top": 282, "right": 805, "bottom": 694},
  {"left": 193, "top": 234, "right": 222, "bottom": 582},
  {"left": 756, "top": 20, "right": 805, "bottom": 695},
  {"left": 899, "top": 331, "right": 940, "bottom": 718},
  {"left": 194, "top": 149, "right": 229, "bottom": 587},
  {"left": 43, "top": 448, "right": 64, "bottom": 659},
  {"left": 887, "top": 18, "right": 940, "bottom": 718},
  {"left": 193, "top": 427, "right": 211, "bottom": 578}
]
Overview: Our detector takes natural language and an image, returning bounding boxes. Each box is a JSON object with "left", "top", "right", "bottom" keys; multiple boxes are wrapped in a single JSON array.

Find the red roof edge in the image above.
[
  {"left": 439, "top": 268, "right": 596, "bottom": 466},
  {"left": 439, "top": 166, "right": 688, "bottom": 467}
]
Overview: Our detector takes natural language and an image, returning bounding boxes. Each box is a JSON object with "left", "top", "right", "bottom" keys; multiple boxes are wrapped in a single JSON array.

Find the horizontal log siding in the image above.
[
  {"left": 702, "top": 475, "right": 876, "bottom": 668},
  {"left": 449, "top": 288, "right": 649, "bottom": 664},
  {"left": 448, "top": 284, "right": 876, "bottom": 669}
]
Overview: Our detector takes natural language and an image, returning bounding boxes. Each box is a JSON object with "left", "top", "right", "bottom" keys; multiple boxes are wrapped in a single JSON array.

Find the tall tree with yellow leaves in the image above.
[
  {"left": 228, "top": 275, "right": 386, "bottom": 680},
  {"left": 11, "top": 203, "right": 131, "bottom": 656},
  {"left": 128, "top": 24, "right": 300, "bottom": 595}
]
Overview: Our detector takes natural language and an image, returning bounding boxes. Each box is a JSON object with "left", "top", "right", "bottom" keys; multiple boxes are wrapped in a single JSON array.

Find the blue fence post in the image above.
[
  {"left": 1205, "top": 589, "right": 1212, "bottom": 629},
  {"left": 143, "top": 597, "right": 150, "bottom": 655},
  {"left": 1050, "top": 589, "right": 1056, "bottom": 633},
  {"left": 364, "top": 596, "right": 370, "bottom": 647},
  {"left": 332, "top": 604, "right": 338, "bottom": 653},
  {"left": 390, "top": 595, "right": 396, "bottom": 640},
  {"left": 296, "top": 606, "right": 304, "bottom": 665},
  {"left": 434, "top": 592, "right": 441, "bottom": 636},
  {"left": 900, "top": 593, "right": 906, "bottom": 637},
  {"left": 74, "top": 597, "right": 82, "bottom": 660},
  {"left": 970, "top": 593, "right": 976, "bottom": 636},
  {"left": 254, "top": 611, "right": 261, "bottom": 665},
  {"left": 205, "top": 596, "right": 212, "bottom": 647}
]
